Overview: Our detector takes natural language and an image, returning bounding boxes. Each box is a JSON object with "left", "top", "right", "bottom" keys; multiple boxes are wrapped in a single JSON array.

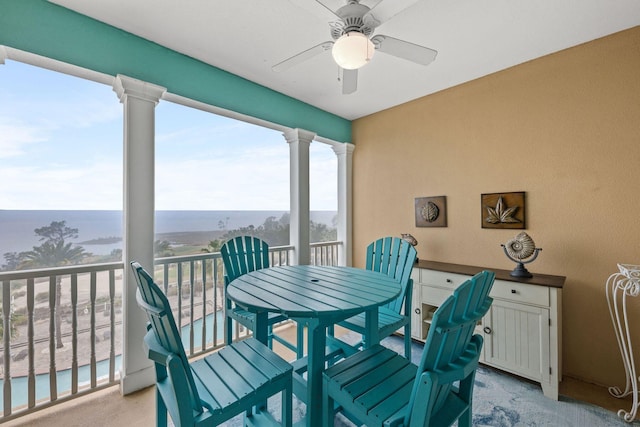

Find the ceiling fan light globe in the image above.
[{"left": 331, "top": 31, "right": 375, "bottom": 70}]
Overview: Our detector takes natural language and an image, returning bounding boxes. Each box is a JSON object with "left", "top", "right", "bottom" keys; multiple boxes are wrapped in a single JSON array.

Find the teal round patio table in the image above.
[{"left": 226, "top": 265, "right": 402, "bottom": 427}]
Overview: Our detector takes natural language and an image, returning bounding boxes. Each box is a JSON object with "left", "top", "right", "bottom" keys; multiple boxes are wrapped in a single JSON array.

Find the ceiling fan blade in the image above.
[
  {"left": 273, "top": 41, "right": 334, "bottom": 72},
  {"left": 314, "top": 0, "right": 343, "bottom": 17},
  {"left": 289, "top": 0, "right": 340, "bottom": 20},
  {"left": 363, "top": 0, "right": 420, "bottom": 28},
  {"left": 371, "top": 35, "right": 437, "bottom": 65},
  {"left": 342, "top": 68, "right": 358, "bottom": 95}
]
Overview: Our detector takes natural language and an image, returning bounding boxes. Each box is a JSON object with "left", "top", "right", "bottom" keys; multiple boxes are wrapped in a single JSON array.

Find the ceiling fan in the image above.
[{"left": 273, "top": 0, "right": 437, "bottom": 94}]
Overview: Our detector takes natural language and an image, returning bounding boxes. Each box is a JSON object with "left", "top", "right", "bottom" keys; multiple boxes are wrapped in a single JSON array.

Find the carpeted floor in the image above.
[
  {"left": 227, "top": 334, "right": 639, "bottom": 427},
  {"left": 6, "top": 333, "right": 638, "bottom": 426}
]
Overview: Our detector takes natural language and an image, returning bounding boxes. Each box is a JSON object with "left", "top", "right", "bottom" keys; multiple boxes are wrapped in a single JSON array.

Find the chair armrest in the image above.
[{"left": 143, "top": 329, "right": 172, "bottom": 366}]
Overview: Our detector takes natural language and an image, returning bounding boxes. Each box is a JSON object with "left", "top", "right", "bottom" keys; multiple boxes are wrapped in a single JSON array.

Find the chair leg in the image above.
[
  {"left": 156, "top": 389, "right": 168, "bottom": 427},
  {"left": 457, "top": 370, "right": 476, "bottom": 427},
  {"left": 267, "top": 325, "right": 274, "bottom": 349},
  {"left": 282, "top": 382, "right": 293, "bottom": 427},
  {"left": 458, "top": 408, "right": 472, "bottom": 427},
  {"left": 323, "top": 387, "right": 334, "bottom": 427},
  {"left": 296, "top": 321, "right": 305, "bottom": 359},
  {"left": 404, "top": 324, "right": 412, "bottom": 362},
  {"left": 225, "top": 316, "right": 233, "bottom": 345}
]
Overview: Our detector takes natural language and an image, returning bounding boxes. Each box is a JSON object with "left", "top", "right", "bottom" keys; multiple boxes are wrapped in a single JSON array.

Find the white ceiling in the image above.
[{"left": 50, "top": 0, "right": 640, "bottom": 120}]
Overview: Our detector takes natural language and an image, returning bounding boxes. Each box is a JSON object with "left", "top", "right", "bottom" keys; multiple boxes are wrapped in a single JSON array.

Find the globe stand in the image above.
[
  {"left": 501, "top": 246, "right": 542, "bottom": 278},
  {"left": 606, "top": 263, "right": 640, "bottom": 422}
]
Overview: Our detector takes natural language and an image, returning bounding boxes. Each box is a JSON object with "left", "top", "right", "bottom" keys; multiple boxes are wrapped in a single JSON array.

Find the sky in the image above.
[{"left": 0, "top": 60, "right": 337, "bottom": 211}]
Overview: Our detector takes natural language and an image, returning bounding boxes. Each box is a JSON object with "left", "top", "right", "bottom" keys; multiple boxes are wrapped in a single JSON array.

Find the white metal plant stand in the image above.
[{"left": 607, "top": 263, "right": 640, "bottom": 422}]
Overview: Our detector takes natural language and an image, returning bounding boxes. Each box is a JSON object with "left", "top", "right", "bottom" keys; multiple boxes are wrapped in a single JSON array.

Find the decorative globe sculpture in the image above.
[{"left": 501, "top": 232, "right": 542, "bottom": 278}]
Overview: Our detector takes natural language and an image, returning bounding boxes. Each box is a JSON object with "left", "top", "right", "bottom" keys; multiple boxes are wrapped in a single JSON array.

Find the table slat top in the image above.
[{"left": 227, "top": 265, "right": 402, "bottom": 319}]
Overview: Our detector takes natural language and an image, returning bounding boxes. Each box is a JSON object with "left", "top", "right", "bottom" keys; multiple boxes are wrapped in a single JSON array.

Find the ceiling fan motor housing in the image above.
[{"left": 331, "top": 1, "right": 375, "bottom": 39}]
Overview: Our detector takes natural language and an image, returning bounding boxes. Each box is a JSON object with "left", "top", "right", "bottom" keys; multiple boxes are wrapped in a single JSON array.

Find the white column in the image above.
[
  {"left": 331, "top": 143, "right": 355, "bottom": 266},
  {"left": 284, "top": 128, "right": 315, "bottom": 265},
  {"left": 113, "top": 75, "right": 166, "bottom": 395}
]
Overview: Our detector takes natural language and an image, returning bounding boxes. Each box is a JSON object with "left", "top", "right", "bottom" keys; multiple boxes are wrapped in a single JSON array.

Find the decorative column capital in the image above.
[
  {"left": 283, "top": 128, "right": 316, "bottom": 145},
  {"left": 0, "top": 46, "right": 7, "bottom": 65},
  {"left": 331, "top": 142, "right": 355, "bottom": 156},
  {"left": 113, "top": 74, "right": 166, "bottom": 104}
]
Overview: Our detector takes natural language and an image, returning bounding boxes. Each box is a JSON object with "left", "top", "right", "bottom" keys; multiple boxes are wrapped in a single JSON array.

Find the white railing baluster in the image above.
[
  {"left": 188, "top": 260, "right": 195, "bottom": 355},
  {"left": 89, "top": 271, "right": 97, "bottom": 388},
  {"left": 213, "top": 257, "right": 220, "bottom": 346},
  {"left": 162, "top": 265, "right": 169, "bottom": 294},
  {"left": 71, "top": 274, "right": 78, "bottom": 395},
  {"left": 3, "top": 279, "right": 12, "bottom": 417},
  {"left": 108, "top": 269, "right": 116, "bottom": 383},
  {"left": 27, "top": 278, "right": 35, "bottom": 408},
  {"left": 176, "top": 262, "right": 183, "bottom": 333},
  {"left": 48, "top": 276, "right": 57, "bottom": 402},
  {"left": 201, "top": 259, "right": 207, "bottom": 352}
]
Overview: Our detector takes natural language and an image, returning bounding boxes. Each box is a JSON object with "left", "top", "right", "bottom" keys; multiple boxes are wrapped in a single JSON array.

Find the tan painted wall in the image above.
[{"left": 351, "top": 26, "right": 640, "bottom": 387}]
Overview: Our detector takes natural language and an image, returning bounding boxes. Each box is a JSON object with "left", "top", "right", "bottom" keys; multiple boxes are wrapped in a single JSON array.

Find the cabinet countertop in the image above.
[{"left": 416, "top": 260, "right": 565, "bottom": 289}]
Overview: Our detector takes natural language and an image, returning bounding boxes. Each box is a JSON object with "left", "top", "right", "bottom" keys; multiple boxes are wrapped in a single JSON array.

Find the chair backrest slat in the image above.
[
  {"left": 407, "top": 270, "right": 495, "bottom": 425},
  {"left": 131, "top": 262, "right": 203, "bottom": 417},
  {"left": 222, "top": 236, "right": 270, "bottom": 285},
  {"left": 365, "top": 237, "right": 417, "bottom": 313}
]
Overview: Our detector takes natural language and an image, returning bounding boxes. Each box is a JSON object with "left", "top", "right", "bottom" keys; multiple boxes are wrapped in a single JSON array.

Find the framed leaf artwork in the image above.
[
  {"left": 415, "top": 196, "right": 447, "bottom": 227},
  {"left": 481, "top": 192, "right": 525, "bottom": 229}
]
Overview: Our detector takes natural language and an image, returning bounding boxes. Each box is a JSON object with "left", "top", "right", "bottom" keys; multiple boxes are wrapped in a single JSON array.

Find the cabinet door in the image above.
[
  {"left": 409, "top": 270, "right": 424, "bottom": 340},
  {"left": 483, "top": 300, "right": 550, "bottom": 382},
  {"left": 410, "top": 280, "right": 423, "bottom": 340}
]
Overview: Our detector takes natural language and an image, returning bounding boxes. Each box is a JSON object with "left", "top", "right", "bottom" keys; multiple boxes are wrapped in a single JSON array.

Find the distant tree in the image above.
[
  {"left": 310, "top": 220, "right": 337, "bottom": 242},
  {"left": 21, "top": 221, "right": 88, "bottom": 349},
  {"left": 108, "top": 248, "right": 122, "bottom": 261},
  {"left": 154, "top": 240, "right": 174, "bottom": 257},
  {"left": 202, "top": 239, "right": 224, "bottom": 254},
  {"left": 201, "top": 239, "right": 225, "bottom": 285},
  {"left": 22, "top": 241, "right": 87, "bottom": 268},
  {"left": 2, "top": 252, "right": 25, "bottom": 271},
  {"left": 217, "top": 216, "right": 230, "bottom": 231},
  {"left": 34, "top": 220, "right": 79, "bottom": 245},
  {"left": 217, "top": 213, "right": 336, "bottom": 248}
]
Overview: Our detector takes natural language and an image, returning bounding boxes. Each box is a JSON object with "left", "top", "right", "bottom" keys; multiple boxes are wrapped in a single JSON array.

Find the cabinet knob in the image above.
[
  {"left": 483, "top": 326, "right": 492, "bottom": 334},
  {"left": 415, "top": 308, "right": 421, "bottom": 314},
  {"left": 446, "top": 279, "right": 452, "bottom": 283},
  {"left": 511, "top": 289, "right": 517, "bottom": 294}
]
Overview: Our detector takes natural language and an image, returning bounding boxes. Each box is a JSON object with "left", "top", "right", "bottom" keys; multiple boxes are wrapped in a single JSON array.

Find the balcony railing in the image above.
[
  {"left": 153, "top": 244, "right": 295, "bottom": 358},
  {"left": 0, "top": 241, "right": 340, "bottom": 421},
  {"left": 0, "top": 262, "right": 124, "bottom": 420}
]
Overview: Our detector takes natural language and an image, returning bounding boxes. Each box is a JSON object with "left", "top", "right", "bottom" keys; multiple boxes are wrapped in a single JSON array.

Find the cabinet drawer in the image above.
[
  {"left": 491, "top": 280, "right": 549, "bottom": 307},
  {"left": 421, "top": 285, "right": 453, "bottom": 306},
  {"left": 420, "top": 270, "right": 468, "bottom": 290}
]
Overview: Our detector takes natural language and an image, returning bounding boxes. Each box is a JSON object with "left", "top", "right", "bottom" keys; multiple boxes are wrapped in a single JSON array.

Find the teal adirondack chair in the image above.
[
  {"left": 222, "top": 236, "right": 303, "bottom": 358},
  {"left": 131, "top": 262, "right": 293, "bottom": 427},
  {"left": 323, "top": 270, "right": 495, "bottom": 427},
  {"left": 335, "top": 237, "right": 417, "bottom": 360}
]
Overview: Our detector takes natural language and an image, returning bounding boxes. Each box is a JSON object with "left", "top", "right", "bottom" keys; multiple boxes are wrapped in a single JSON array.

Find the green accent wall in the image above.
[{"left": 0, "top": 0, "right": 352, "bottom": 142}]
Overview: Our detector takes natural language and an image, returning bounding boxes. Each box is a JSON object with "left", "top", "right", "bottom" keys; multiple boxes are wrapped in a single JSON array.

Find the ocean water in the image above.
[{"left": 0, "top": 210, "right": 336, "bottom": 255}]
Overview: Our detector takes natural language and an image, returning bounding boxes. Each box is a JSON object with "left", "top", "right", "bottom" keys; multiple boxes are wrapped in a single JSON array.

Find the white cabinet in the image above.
[{"left": 411, "top": 261, "right": 564, "bottom": 400}]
